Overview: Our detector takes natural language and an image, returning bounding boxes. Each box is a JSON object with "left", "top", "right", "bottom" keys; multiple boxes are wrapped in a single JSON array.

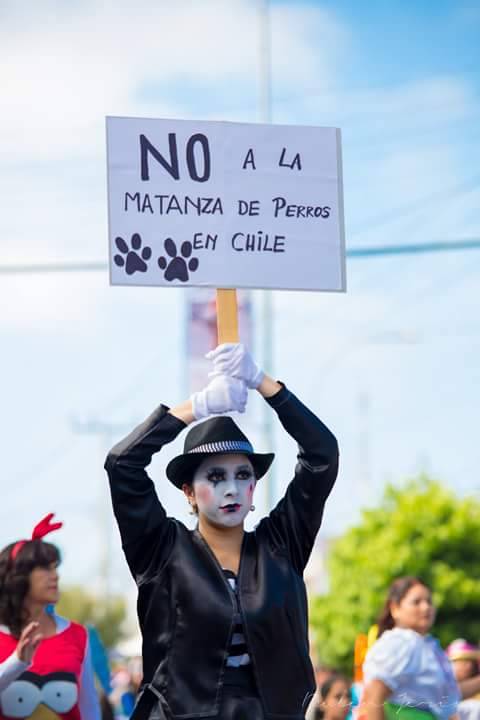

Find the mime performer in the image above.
[{"left": 105, "top": 343, "right": 339, "bottom": 720}]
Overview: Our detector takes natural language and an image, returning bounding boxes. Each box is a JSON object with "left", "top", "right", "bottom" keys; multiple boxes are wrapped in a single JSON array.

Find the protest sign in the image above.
[{"left": 106, "top": 116, "right": 345, "bottom": 292}]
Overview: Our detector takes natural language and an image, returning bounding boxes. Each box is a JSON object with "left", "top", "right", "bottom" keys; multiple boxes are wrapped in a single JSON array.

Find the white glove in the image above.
[
  {"left": 190, "top": 375, "right": 248, "bottom": 420},
  {"left": 206, "top": 343, "right": 264, "bottom": 389}
]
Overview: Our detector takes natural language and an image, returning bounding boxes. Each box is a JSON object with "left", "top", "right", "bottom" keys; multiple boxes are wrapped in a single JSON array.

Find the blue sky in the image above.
[
  {"left": 318, "top": 0, "right": 478, "bottom": 78},
  {"left": 1, "top": 0, "right": 479, "bottom": 611}
]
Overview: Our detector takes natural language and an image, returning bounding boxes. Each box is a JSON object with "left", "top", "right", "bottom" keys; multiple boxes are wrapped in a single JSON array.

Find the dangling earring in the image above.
[
  {"left": 250, "top": 504, "right": 255, "bottom": 512},
  {"left": 189, "top": 503, "right": 197, "bottom": 515}
]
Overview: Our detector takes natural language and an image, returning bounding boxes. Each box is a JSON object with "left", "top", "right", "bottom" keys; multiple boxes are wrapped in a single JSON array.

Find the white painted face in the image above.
[{"left": 191, "top": 453, "right": 256, "bottom": 527}]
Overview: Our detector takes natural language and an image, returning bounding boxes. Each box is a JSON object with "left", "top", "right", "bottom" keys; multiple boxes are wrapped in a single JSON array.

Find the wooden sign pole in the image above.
[{"left": 216, "top": 289, "right": 239, "bottom": 344}]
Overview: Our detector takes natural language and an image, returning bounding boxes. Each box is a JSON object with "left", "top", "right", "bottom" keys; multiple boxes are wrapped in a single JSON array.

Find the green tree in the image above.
[
  {"left": 310, "top": 475, "right": 480, "bottom": 675},
  {"left": 56, "top": 586, "right": 127, "bottom": 649}
]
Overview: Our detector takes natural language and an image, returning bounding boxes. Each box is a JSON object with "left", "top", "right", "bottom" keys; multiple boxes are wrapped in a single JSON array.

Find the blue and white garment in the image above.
[
  {"left": 222, "top": 570, "right": 251, "bottom": 668},
  {"left": 363, "top": 627, "right": 460, "bottom": 720}
]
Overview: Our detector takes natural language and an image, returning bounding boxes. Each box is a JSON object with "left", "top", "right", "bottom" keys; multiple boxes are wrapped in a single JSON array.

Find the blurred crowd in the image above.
[
  {"left": 305, "top": 576, "right": 480, "bottom": 720},
  {"left": 2, "top": 517, "right": 479, "bottom": 719},
  {"left": 104, "top": 657, "right": 142, "bottom": 720},
  {"left": 98, "top": 574, "right": 480, "bottom": 720},
  {"left": 306, "top": 638, "right": 480, "bottom": 720}
]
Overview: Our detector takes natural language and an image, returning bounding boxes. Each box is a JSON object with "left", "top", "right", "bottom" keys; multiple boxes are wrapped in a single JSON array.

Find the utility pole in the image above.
[
  {"left": 356, "top": 392, "right": 372, "bottom": 507},
  {"left": 2, "top": 239, "right": 479, "bottom": 276},
  {"left": 71, "top": 418, "right": 131, "bottom": 599},
  {"left": 259, "top": 0, "right": 276, "bottom": 511}
]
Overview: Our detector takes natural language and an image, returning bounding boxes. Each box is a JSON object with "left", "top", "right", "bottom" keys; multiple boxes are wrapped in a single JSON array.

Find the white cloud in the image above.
[
  {"left": 0, "top": 273, "right": 103, "bottom": 332},
  {"left": 343, "top": 76, "right": 474, "bottom": 127},
  {"left": 349, "top": 144, "right": 465, "bottom": 242},
  {"left": 0, "top": 0, "right": 346, "bottom": 161}
]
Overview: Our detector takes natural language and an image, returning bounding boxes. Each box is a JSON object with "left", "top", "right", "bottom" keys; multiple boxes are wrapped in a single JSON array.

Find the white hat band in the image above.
[{"left": 188, "top": 440, "right": 253, "bottom": 455}]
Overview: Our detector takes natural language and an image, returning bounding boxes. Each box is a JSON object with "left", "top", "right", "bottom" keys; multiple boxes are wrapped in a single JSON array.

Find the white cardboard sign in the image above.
[{"left": 106, "top": 116, "right": 345, "bottom": 291}]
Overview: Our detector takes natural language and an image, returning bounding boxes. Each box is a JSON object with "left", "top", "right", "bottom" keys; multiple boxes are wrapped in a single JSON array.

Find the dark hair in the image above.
[
  {"left": 100, "top": 692, "right": 115, "bottom": 720},
  {"left": 377, "top": 576, "right": 431, "bottom": 637},
  {"left": 456, "top": 659, "right": 480, "bottom": 679},
  {"left": 313, "top": 674, "right": 351, "bottom": 719},
  {"left": 0, "top": 540, "right": 61, "bottom": 637},
  {"left": 320, "top": 673, "right": 350, "bottom": 701}
]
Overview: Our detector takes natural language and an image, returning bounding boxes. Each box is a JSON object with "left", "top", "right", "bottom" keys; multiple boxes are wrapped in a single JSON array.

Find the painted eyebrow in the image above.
[{"left": 205, "top": 465, "right": 253, "bottom": 474}]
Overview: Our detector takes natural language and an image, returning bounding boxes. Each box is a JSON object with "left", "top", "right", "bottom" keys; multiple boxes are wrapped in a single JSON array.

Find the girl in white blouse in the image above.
[{"left": 362, "top": 576, "right": 460, "bottom": 720}]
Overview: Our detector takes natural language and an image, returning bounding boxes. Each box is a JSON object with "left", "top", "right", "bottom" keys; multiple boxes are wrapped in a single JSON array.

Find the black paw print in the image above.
[
  {"left": 158, "top": 238, "right": 199, "bottom": 282},
  {"left": 114, "top": 233, "right": 152, "bottom": 275}
]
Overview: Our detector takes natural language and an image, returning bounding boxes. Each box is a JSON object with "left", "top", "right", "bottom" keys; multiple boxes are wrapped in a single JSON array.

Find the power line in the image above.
[
  {"left": 0, "top": 261, "right": 107, "bottom": 274},
  {"left": 352, "top": 176, "right": 480, "bottom": 236},
  {"left": 1, "top": 238, "right": 479, "bottom": 275},
  {"left": 347, "top": 238, "right": 480, "bottom": 258}
]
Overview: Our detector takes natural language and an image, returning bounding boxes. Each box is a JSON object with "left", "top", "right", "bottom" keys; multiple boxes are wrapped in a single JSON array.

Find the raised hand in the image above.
[
  {"left": 206, "top": 343, "right": 264, "bottom": 389},
  {"left": 16, "top": 622, "right": 43, "bottom": 664},
  {"left": 191, "top": 375, "right": 248, "bottom": 420}
]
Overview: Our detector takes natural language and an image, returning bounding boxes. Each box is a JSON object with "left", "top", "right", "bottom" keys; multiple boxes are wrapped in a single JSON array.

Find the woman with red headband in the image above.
[{"left": 0, "top": 514, "right": 101, "bottom": 720}]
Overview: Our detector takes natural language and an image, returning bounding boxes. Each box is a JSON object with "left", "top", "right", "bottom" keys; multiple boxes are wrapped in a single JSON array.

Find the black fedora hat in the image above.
[{"left": 166, "top": 416, "right": 274, "bottom": 489}]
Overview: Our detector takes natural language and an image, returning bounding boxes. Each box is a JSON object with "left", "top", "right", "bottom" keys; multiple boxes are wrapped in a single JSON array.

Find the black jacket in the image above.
[{"left": 105, "top": 385, "right": 339, "bottom": 720}]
